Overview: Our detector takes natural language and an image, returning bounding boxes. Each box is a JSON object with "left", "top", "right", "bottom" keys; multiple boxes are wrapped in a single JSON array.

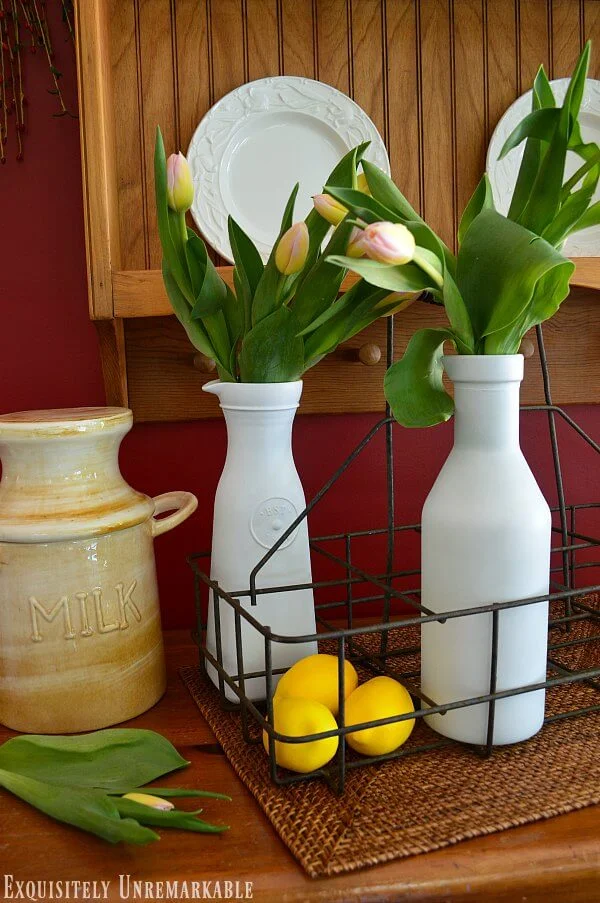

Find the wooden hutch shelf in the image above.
[{"left": 76, "top": 0, "right": 600, "bottom": 423}]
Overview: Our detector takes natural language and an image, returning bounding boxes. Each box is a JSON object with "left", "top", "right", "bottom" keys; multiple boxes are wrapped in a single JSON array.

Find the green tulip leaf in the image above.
[
  {"left": 0, "top": 769, "right": 159, "bottom": 845},
  {"left": 457, "top": 208, "right": 574, "bottom": 342},
  {"left": 0, "top": 729, "right": 190, "bottom": 793},
  {"left": 322, "top": 186, "right": 401, "bottom": 225},
  {"left": 458, "top": 174, "right": 495, "bottom": 245},
  {"left": 542, "top": 171, "right": 599, "bottom": 247},
  {"left": 161, "top": 261, "right": 218, "bottom": 361},
  {"left": 291, "top": 219, "right": 354, "bottom": 332},
  {"left": 327, "top": 255, "right": 434, "bottom": 294},
  {"left": 384, "top": 328, "right": 457, "bottom": 428},
  {"left": 228, "top": 216, "right": 264, "bottom": 334},
  {"left": 303, "top": 280, "right": 391, "bottom": 367},
  {"left": 252, "top": 183, "right": 299, "bottom": 325},
  {"left": 239, "top": 306, "right": 304, "bottom": 382},
  {"left": 498, "top": 107, "right": 560, "bottom": 160},
  {"left": 122, "top": 787, "right": 232, "bottom": 801},
  {"left": 187, "top": 232, "right": 228, "bottom": 318},
  {"left": 114, "top": 798, "right": 229, "bottom": 834},
  {"left": 533, "top": 64, "right": 556, "bottom": 109},
  {"left": 361, "top": 159, "right": 424, "bottom": 224},
  {"left": 568, "top": 199, "right": 600, "bottom": 234}
]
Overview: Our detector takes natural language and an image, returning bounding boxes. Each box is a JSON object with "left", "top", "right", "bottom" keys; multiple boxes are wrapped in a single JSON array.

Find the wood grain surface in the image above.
[{"left": 1, "top": 631, "right": 598, "bottom": 903}]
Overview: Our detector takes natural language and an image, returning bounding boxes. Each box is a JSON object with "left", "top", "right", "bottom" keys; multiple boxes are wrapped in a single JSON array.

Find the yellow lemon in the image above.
[
  {"left": 262, "top": 697, "right": 339, "bottom": 773},
  {"left": 345, "top": 676, "right": 415, "bottom": 756},
  {"left": 274, "top": 654, "right": 358, "bottom": 716}
]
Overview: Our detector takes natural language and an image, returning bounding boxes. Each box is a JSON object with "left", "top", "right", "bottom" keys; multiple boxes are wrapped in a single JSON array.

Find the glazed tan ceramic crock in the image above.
[{"left": 0, "top": 407, "right": 197, "bottom": 734}]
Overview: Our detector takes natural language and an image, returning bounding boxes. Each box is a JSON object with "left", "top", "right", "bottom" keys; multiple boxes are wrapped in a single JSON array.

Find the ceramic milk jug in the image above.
[
  {"left": 0, "top": 407, "right": 197, "bottom": 733},
  {"left": 203, "top": 381, "right": 318, "bottom": 702},
  {"left": 420, "top": 355, "right": 551, "bottom": 745}
]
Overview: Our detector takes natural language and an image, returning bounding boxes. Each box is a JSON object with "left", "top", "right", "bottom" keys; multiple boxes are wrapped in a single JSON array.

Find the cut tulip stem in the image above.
[{"left": 412, "top": 251, "right": 444, "bottom": 288}]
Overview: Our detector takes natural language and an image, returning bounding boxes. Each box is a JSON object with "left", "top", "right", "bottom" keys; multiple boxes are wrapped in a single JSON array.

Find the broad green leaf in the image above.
[
  {"left": 252, "top": 183, "right": 299, "bottom": 325},
  {"left": 533, "top": 64, "right": 556, "bottom": 109},
  {"left": 202, "top": 310, "right": 234, "bottom": 378},
  {"left": 484, "top": 263, "right": 574, "bottom": 354},
  {"left": 361, "top": 160, "right": 424, "bottom": 224},
  {"left": 457, "top": 209, "right": 574, "bottom": 341},
  {"left": 568, "top": 199, "right": 600, "bottom": 233},
  {"left": 458, "top": 174, "right": 495, "bottom": 246},
  {"left": 187, "top": 231, "right": 228, "bottom": 318},
  {"left": 222, "top": 283, "right": 243, "bottom": 352},
  {"left": 326, "top": 255, "right": 434, "bottom": 294},
  {"left": 0, "top": 729, "right": 189, "bottom": 793},
  {"left": 384, "top": 328, "right": 457, "bottom": 428},
  {"left": 228, "top": 216, "right": 264, "bottom": 333},
  {"left": 291, "top": 219, "right": 354, "bottom": 332},
  {"left": 0, "top": 769, "right": 158, "bottom": 845},
  {"left": 303, "top": 280, "right": 391, "bottom": 366},
  {"left": 441, "top": 271, "right": 474, "bottom": 354},
  {"left": 519, "top": 42, "right": 590, "bottom": 234},
  {"left": 114, "top": 798, "right": 229, "bottom": 834},
  {"left": 508, "top": 79, "right": 544, "bottom": 221},
  {"left": 498, "top": 108, "right": 560, "bottom": 159},
  {"left": 161, "top": 261, "right": 217, "bottom": 360},
  {"left": 239, "top": 306, "right": 304, "bottom": 382},
  {"left": 542, "top": 171, "right": 599, "bottom": 247},
  {"left": 154, "top": 128, "right": 194, "bottom": 304}
]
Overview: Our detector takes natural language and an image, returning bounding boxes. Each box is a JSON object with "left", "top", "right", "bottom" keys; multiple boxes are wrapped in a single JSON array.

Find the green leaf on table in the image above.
[
  {"left": 228, "top": 216, "right": 264, "bottom": 334},
  {"left": 458, "top": 174, "right": 495, "bottom": 245},
  {"left": 123, "top": 786, "right": 232, "bottom": 801},
  {"left": 384, "top": 328, "right": 457, "bottom": 428},
  {"left": 0, "top": 729, "right": 189, "bottom": 793},
  {"left": 457, "top": 208, "right": 574, "bottom": 344},
  {"left": 239, "top": 306, "right": 304, "bottom": 382},
  {"left": 0, "top": 769, "right": 158, "bottom": 845},
  {"left": 252, "top": 183, "right": 299, "bottom": 325},
  {"left": 114, "top": 798, "right": 229, "bottom": 834}
]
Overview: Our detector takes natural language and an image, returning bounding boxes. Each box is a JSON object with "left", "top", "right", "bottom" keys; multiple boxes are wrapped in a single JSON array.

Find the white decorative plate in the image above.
[
  {"left": 187, "top": 76, "right": 390, "bottom": 263},
  {"left": 487, "top": 78, "right": 600, "bottom": 256}
]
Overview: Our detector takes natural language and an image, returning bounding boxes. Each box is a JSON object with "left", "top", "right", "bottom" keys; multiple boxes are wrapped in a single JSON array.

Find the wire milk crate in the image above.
[{"left": 189, "top": 320, "right": 600, "bottom": 794}]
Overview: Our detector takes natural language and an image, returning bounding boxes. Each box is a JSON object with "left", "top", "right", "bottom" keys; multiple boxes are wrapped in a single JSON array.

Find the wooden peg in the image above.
[
  {"left": 519, "top": 339, "right": 536, "bottom": 359},
  {"left": 357, "top": 343, "right": 382, "bottom": 366},
  {"left": 192, "top": 352, "right": 217, "bottom": 373}
]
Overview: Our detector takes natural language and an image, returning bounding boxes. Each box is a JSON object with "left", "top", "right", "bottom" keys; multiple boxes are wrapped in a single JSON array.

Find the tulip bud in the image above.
[
  {"left": 346, "top": 226, "right": 367, "bottom": 259},
  {"left": 359, "top": 222, "right": 415, "bottom": 265},
  {"left": 166, "top": 152, "right": 194, "bottom": 213},
  {"left": 357, "top": 172, "right": 371, "bottom": 195},
  {"left": 122, "top": 792, "right": 175, "bottom": 811},
  {"left": 275, "top": 222, "right": 309, "bottom": 275},
  {"left": 312, "top": 193, "right": 348, "bottom": 226}
]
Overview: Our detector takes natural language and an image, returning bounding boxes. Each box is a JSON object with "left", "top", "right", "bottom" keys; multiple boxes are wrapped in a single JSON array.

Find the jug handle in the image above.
[{"left": 151, "top": 491, "right": 198, "bottom": 537}]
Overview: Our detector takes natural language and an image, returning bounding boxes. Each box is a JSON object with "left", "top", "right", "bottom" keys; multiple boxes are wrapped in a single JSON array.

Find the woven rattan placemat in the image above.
[{"left": 180, "top": 599, "right": 600, "bottom": 878}]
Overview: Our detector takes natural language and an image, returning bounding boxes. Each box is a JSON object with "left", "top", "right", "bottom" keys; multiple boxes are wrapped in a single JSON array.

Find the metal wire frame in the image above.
[{"left": 189, "top": 319, "right": 600, "bottom": 794}]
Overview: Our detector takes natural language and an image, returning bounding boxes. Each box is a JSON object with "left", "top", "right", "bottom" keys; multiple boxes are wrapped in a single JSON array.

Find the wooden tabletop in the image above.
[{"left": 1, "top": 631, "right": 599, "bottom": 903}]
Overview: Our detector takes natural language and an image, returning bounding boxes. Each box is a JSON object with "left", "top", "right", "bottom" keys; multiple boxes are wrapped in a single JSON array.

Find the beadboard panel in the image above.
[{"left": 76, "top": 0, "right": 600, "bottom": 418}]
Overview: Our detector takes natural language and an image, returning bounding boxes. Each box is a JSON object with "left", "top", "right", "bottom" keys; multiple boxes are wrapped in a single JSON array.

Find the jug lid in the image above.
[{"left": 0, "top": 407, "right": 155, "bottom": 543}]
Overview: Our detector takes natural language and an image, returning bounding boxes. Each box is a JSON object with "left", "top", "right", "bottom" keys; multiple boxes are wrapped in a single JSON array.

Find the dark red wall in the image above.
[{"left": 2, "top": 26, "right": 599, "bottom": 630}]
